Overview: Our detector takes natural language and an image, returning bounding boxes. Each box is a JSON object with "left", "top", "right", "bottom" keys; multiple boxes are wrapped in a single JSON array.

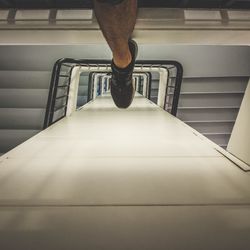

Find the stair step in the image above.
[
  {"left": 77, "top": 96, "right": 88, "bottom": 107},
  {"left": 186, "top": 121, "right": 235, "bottom": 134},
  {"left": 178, "top": 93, "right": 244, "bottom": 108},
  {"left": 181, "top": 77, "right": 249, "bottom": 93},
  {"left": 151, "top": 79, "right": 159, "bottom": 88},
  {"left": 150, "top": 89, "right": 158, "bottom": 96},
  {"left": 0, "top": 71, "right": 51, "bottom": 89},
  {"left": 180, "top": 91, "right": 245, "bottom": 95},
  {"left": 79, "top": 75, "right": 90, "bottom": 86},
  {"left": 0, "top": 108, "right": 45, "bottom": 129},
  {"left": 151, "top": 97, "right": 158, "bottom": 104},
  {"left": 78, "top": 85, "right": 89, "bottom": 96},
  {"left": 178, "top": 106, "right": 240, "bottom": 109},
  {"left": 0, "top": 89, "right": 48, "bottom": 108},
  {"left": 0, "top": 129, "right": 39, "bottom": 153},
  {"left": 204, "top": 133, "right": 231, "bottom": 146},
  {"left": 184, "top": 120, "right": 235, "bottom": 123},
  {"left": 177, "top": 108, "right": 239, "bottom": 121}
]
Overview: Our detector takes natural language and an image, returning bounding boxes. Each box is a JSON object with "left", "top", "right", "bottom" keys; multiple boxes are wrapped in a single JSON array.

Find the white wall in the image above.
[{"left": 227, "top": 80, "right": 250, "bottom": 165}]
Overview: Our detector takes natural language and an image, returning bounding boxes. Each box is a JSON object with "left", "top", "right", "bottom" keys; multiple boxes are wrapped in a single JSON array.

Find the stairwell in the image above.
[
  {"left": 150, "top": 75, "right": 249, "bottom": 149},
  {"left": 0, "top": 70, "right": 51, "bottom": 155}
]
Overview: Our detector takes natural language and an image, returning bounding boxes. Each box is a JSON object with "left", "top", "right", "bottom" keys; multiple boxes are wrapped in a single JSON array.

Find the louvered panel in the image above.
[
  {"left": 185, "top": 121, "right": 235, "bottom": 134},
  {"left": 0, "top": 71, "right": 51, "bottom": 89},
  {"left": 204, "top": 133, "right": 231, "bottom": 147},
  {"left": 178, "top": 93, "right": 244, "bottom": 108},
  {"left": 0, "top": 129, "right": 39, "bottom": 153},
  {"left": 176, "top": 77, "right": 248, "bottom": 149},
  {"left": 0, "top": 108, "right": 45, "bottom": 130},
  {"left": 177, "top": 107, "right": 239, "bottom": 121},
  {"left": 0, "top": 89, "right": 48, "bottom": 108},
  {"left": 181, "top": 77, "right": 248, "bottom": 93}
]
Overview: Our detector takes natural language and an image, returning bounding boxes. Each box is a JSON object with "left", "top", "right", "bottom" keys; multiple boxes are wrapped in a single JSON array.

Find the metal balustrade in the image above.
[{"left": 43, "top": 58, "right": 183, "bottom": 129}]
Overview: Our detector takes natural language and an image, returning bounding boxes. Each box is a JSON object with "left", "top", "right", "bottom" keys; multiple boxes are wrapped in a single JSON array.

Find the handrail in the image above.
[{"left": 44, "top": 58, "right": 183, "bottom": 129}]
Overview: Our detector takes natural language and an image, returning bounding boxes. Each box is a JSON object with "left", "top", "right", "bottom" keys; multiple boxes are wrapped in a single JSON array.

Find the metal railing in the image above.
[{"left": 44, "top": 58, "right": 183, "bottom": 129}]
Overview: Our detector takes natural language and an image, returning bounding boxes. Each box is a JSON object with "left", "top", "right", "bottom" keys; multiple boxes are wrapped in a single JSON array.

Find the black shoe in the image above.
[{"left": 110, "top": 39, "right": 138, "bottom": 109}]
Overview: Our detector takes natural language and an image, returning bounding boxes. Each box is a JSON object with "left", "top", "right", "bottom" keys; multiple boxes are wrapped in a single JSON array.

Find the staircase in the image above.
[
  {"left": 149, "top": 75, "right": 248, "bottom": 149},
  {"left": 0, "top": 70, "right": 51, "bottom": 155},
  {"left": 0, "top": 67, "right": 248, "bottom": 156},
  {"left": 177, "top": 77, "right": 248, "bottom": 149}
]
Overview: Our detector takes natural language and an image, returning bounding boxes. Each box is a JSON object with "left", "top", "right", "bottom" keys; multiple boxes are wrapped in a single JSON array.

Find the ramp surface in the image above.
[{"left": 0, "top": 95, "right": 249, "bottom": 249}]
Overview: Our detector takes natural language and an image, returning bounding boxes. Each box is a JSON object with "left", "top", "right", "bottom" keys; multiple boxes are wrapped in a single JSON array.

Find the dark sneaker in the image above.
[{"left": 110, "top": 39, "right": 138, "bottom": 109}]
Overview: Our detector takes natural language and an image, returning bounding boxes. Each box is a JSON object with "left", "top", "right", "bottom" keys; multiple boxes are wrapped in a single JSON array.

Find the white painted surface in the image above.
[
  {"left": 15, "top": 10, "right": 50, "bottom": 20},
  {"left": 228, "top": 81, "right": 250, "bottom": 165},
  {"left": 228, "top": 10, "right": 250, "bottom": 20},
  {"left": 0, "top": 206, "right": 250, "bottom": 250},
  {"left": 0, "top": 10, "right": 8, "bottom": 20},
  {"left": 1, "top": 30, "right": 250, "bottom": 46},
  {"left": 157, "top": 68, "right": 168, "bottom": 108},
  {"left": 56, "top": 10, "right": 93, "bottom": 20},
  {"left": 184, "top": 10, "right": 221, "bottom": 20},
  {"left": 66, "top": 66, "right": 80, "bottom": 117},
  {"left": 0, "top": 95, "right": 249, "bottom": 249}
]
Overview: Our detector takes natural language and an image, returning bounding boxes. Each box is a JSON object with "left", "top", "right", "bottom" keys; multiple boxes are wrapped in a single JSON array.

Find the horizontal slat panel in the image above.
[
  {"left": 0, "top": 108, "right": 45, "bottom": 129},
  {"left": 176, "top": 77, "right": 248, "bottom": 149},
  {"left": 0, "top": 129, "right": 39, "bottom": 153},
  {"left": 181, "top": 77, "right": 249, "bottom": 93},
  {"left": 228, "top": 10, "right": 250, "bottom": 20},
  {"left": 0, "top": 10, "right": 8, "bottom": 20},
  {"left": 55, "top": 97, "right": 67, "bottom": 110},
  {"left": 78, "top": 85, "right": 89, "bottom": 96},
  {"left": 151, "top": 97, "right": 158, "bottom": 104},
  {"left": 204, "top": 133, "right": 231, "bottom": 146},
  {"left": 56, "top": 87, "right": 68, "bottom": 97},
  {"left": 186, "top": 121, "right": 235, "bottom": 134},
  {"left": 151, "top": 80, "right": 159, "bottom": 89},
  {"left": 177, "top": 108, "right": 239, "bottom": 121},
  {"left": 138, "top": 8, "right": 183, "bottom": 20},
  {"left": 150, "top": 89, "right": 158, "bottom": 96},
  {"left": 79, "top": 75, "right": 89, "bottom": 86},
  {"left": 150, "top": 72, "right": 160, "bottom": 79},
  {"left": 184, "top": 10, "right": 221, "bottom": 20},
  {"left": 56, "top": 10, "right": 93, "bottom": 20},
  {"left": 0, "top": 45, "right": 250, "bottom": 77},
  {"left": 77, "top": 96, "right": 88, "bottom": 107},
  {"left": 178, "top": 93, "right": 244, "bottom": 108},
  {"left": 0, "top": 71, "right": 51, "bottom": 89},
  {"left": 0, "top": 89, "right": 48, "bottom": 108},
  {"left": 52, "top": 108, "right": 66, "bottom": 123},
  {"left": 15, "top": 10, "right": 50, "bottom": 20}
]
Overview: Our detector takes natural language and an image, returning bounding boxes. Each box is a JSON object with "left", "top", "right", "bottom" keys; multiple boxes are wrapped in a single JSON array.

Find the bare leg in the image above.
[{"left": 94, "top": 0, "right": 137, "bottom": 68}]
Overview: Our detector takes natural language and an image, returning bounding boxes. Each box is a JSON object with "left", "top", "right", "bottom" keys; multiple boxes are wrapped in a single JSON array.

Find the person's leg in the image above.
[{"left": 93, "top": 0, "right": 137, "bottom": 68}]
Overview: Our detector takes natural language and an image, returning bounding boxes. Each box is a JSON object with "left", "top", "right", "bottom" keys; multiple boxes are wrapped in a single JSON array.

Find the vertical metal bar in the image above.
[
  {"left": 48, "top": 63, "right": 62, "bottom": 126},
  {"left": 87, "top": 72, "right": 94, "bottom": 102},
  {"left": 43, "top": 62, "right": 59, "bottom": 128},
  {"left": 44, "top": 59, "right": 183, "bottom": 129},
  {"left": 163, "top": 68, "right": 171, "bottom": 111},
  {"left": 171, "top": 63, "right": 183, "bottom": 116},
  {"left": 64, "top": 66, "right": 74, "bottom": 117},
  {"left": 147, "top": 72, "right": 152, "bottom": 100}
]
